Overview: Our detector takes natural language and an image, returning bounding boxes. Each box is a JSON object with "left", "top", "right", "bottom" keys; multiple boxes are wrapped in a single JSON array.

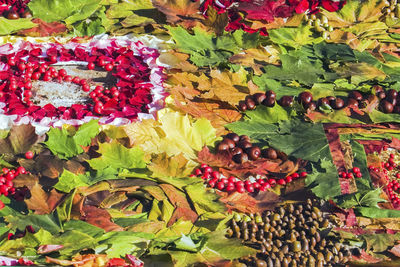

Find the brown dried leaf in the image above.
[
  {"left": 167, "top": 206, "right": 198, "bottom": 226},
  {"left": 197, "top": 146, "right": 231, "bottom": 169},
  {"left": 12, "top": 173, "right": 39, "bottom": 189},
  {"left": 81, "top": 205, "right": 123, "bottom": 232},
  {"left": 18, "top": 18, "right": 67, "bottom": 37},
  {"left": 25, "top": 183, "right": 64, "bottom": 214},
  {"left": 34, "top": 155, "right": 64, "bottom": 179},
  {"left": 218, "top": 191, "right": 279, "bottom": 213}
]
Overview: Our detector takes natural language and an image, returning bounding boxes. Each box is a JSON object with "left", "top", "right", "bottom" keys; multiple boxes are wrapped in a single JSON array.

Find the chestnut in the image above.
[
  {"left": 348, "top": 90, "right": 363, "bottom": 101},
  {"left": 245, "top": 146, "right": 261, "bottom": 160},
  {"left": 238, "top": 101, "right": 247, "bottom": 112},
  {"left": 232, "top": 153, "right": 248, "bottom": 164},
  {"left": 331, "top": 98, "right": 345, "bottom": 110},
  {"left": 380, "top": 100, "right": 394, "bottom": 113},
  {"left": 304, "top": 101, "right": 316, "bottom": 111},
  {"left": 265, "top": 90, "right": 276, "bottom": 99},
  {"left": 245, "top": 96, "right": 256, "bottom": 110},
  {"left": 262, "top": 148, "right": 278, "bottom": 160},
  {"left": 238, "top": 141, "right": 252, "bottom": 149},
  {"left": 226, "top": 133, "right": 240, "bottom": 143},
  {"left": 6, "top": 11, "right": 19, "bottom": 20},
  {"left": 387, "top": 89, "right": 398, "bottom": 99},
  {"left": 298, "top": 91, "right": 313, "bottom": 105},
  {"left": 230, "top": 147, "right": 243, "bottom": 156},
  {"left": 262, "top": 97, "right": 276, "bottom": 107},
  {"left": 347, "top": 98, "right": 359, "bottom": 108},
  {"left": 279, "top": 96, "right": 294, "bottom": 107},
  {"left": 253, "top": 93, "right": 267, "bottom": 105}
]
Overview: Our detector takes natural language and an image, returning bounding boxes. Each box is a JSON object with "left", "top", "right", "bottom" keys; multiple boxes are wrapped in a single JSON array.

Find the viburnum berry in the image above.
[
  {"left": 200, "top": 164, "right": 208, "bottom": 170},
  {"left": 217, "top": 181, "right": 225, "bottom": 190},
  {"left": 352, "top": 167, "right": 360, "bottom": 173},
  {"left": 245, "top": 184, "right": 254, "bottom": 193},
  {"left": 87, "top": 62, "right": 95, "bottom": 70},
  {"left": 211, "top": 171, "right": 220, "bottom": 179},
  {"left": 24, "top": 151, "right": 34, "bottom": 159},
  {"left": 285, "top": 176, "right": 293, "bottom": 183},
  {"left": 355, "top": 172, "right": 362, "bottom": 178},
  {"left": 7, "top": 58, "right": 16, "bottom": 66},
  {"left": 105, "top": 63, "right": 113, "bottom": 71},
  {"left": 194, "top": 169, "right": 202, "bottom": 176}
]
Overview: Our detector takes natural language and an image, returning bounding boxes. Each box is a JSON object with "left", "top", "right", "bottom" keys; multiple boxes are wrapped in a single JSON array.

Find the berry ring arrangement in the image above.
[{"left": 4, "top": 0, "right": 400, "bottom": 266}]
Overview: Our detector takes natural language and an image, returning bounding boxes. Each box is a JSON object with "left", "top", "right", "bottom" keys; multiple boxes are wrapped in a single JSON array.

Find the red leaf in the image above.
[
  {"left": 237, "top": 0, "right": 293, "bottom": 22},
  {"left": 390, "top": 137, "right": 400, "bottom": 150},
  {"left": 197, "top": 146, "right": 231, "bottom": 168},
  {"left": 18, "top": 19, "right": 67, "bottom": 37},
  {"left": 351, "top": 250, "right": 383, "bottom": 264},
  {"left": 217, "top": 190, "right": 279, "bottom": 213}
]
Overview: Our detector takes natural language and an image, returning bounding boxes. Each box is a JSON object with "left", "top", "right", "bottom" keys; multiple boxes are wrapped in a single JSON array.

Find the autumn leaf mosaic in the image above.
[{"left": 3, "top": 0, "right": 400, "bottom": 266}]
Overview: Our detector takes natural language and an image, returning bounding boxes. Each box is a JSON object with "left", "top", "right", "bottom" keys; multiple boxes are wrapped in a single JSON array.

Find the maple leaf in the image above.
[
  {"left": 237, "top": 0, "right": 293, "bottom": 22},
  {"left": 25, "top": 183, "right": 64, "bottom": 215},
  {"left": 125, "top": 110, "right": 218, "bottom": 160},
  {"left": 18, "top": 18, "right": 67, "bottom": 37},
  {"left": 0, "top": 124, "right": 39, "bottom": 158},
  {"left": 148, "top": 153, "right": 197, "bottom": 178},
  {"left": 81, "top": 205, "right": 124, "bottom": 232},
  {"left": 152, "top": 0, "right": 202, "bottom": 26}
]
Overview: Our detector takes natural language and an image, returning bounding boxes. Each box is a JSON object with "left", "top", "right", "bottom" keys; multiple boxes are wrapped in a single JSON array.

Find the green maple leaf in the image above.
[
  {"left": 361, "top": 233, "right": 400, "bottom": 253},
  {"left": 86, "top": 141, "right": 147, "bottom": 172},
  {"left": 54, "top": 170, "right": 90, "bottom": 193},
  {"left": 268, "top": 25, "right": 324, "bottom": 49},
  {"left": 45, "top": 120, "right": 100, "bottom": 159},
  {"left": 336, "top": 188, "right": 386, "bottom": 209}
]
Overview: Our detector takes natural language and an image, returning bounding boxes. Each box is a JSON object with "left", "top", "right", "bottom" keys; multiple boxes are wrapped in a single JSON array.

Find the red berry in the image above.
[
  {"left": 253, "top": 182, "right": 261, "bottom": 189},
  {"left": 98, "top": 58, "right": 106, "bottom": 67},
  {"left": 340, "top": 172, "right": 347, "bottom": 178},
  {"left": 26, "top": 225, "right": 35, "bottom": 233},
  {"left": 347, "top": 173, "right": 353, "bottom": 179},
  {"left": 391, "top": 153, "right": 395, "bottom": 158},
  {"left": 202, "top": 172, "right": 211, "bottom": 180},
  {"left": 72, "top": 77, "right": 80, "bottom": 84},
  {"left": 64, "top": 75, "right": 72, "bottom": 82},
  {"left": 228, "top": 176, "right": 236, "bottom": 183},
  {"left": 226, "top": 185, "right": 235, "bottom": 192},
  {"left": 226, "top": 182, "right": 234, "bottom": 188},
  {"left": 217, "top": 181, "right": 225, "bottom": 190},
  {"left": 204, "top": 166, "right": 213, "bottom": 173},
  {"left": 355, "top": 172, "right": 362, "bottom": 178},
  {"left": 292, "top": 173, "right": 300, "bottom": 179},
  {"left": 388, "top": 166, "right": 394, "bottom": 171},
  {"left": 18, "top": 63, "right": 26, "bottom": 71},
  {"left": 87, "top": 62, "right": 95, "bottom": 70},
  {"left": 82, "top": 84, "right": 90, "bottom": 92},
  {"left": 211, "top": 171, "right": 220, "bottom": 179},
  {"left": 285, "top": 176, "right": 293, "bottom": 183},
  {"left": 236, "top": 187, "right": 245, "bottom": 193},
  {"left": 2, "top": 168, "right": 9, "bottom": 174},
  {"left": 7, "top": 58, "right": 16, "bottom": 66},
  {"left": 220, "top": 178, "right": 228, "bottom": 184},
  {"left": 383, "top": 145, "right": 389, "bottom": 151},
  {"left": 58, "top": 69, "right": 67, "bottom": 77},
  {"left": 300, "top": 171, "right": 307, "bottom": 178},
  {"left": 200, "top": 164, "right": 208, "bottom": 169},
  {"left": 105, "top": 63, "right": 113, "bottom": 71},
  {"left": 208, "top": 181, "right": 216, "bottom": 188},
  {"left": 263, "top": 183, "right": 271, "bottom": 189},
  {"left": 194, "top": 169, "right": 202, "bottom": 176},
  {"left": 245, "top": 184, "right": 254, "bottom": 193},
  {"left": 277, "top": 179, "right": 286, "bottom": 185},
  {"left": 25, "top": 151, "right": 34, "bottom": 159},
  {"left": 235, "top": 181, "right": 244, "bottom": 188},
  {"left": 189, "top": 174, "right": 196, "bottom": 178},
  {"left": 268, "top": 179, "right": 276, "bottom": 186},
  {"left": 0, "top": 200, "right": 4, "bottom": 209},
  {"left": 24, "top": 81, "right": 32, "bottom": 90},
  {"left": 352, "top": 167, "right": 360, "bottom": 173},
  {"left": 396, "top": 173, "right": 400, "bottom": 179}
]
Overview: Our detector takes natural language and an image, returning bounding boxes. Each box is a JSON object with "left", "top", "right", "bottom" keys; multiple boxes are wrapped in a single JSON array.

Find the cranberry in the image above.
[
  {"left": 87, "top": 62, "right": 95, "bottom": 70},
  {"left": 24, "top": 151, "right": 34, "bottom": 159}
]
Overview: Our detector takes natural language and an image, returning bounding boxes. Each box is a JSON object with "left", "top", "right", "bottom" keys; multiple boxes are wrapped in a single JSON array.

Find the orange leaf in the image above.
[
  {"left": 218, "top": 191, "right": 279, "bottom": 213},
  {"left": 152, "top": 0, "right": 203, "bottom": 27}
]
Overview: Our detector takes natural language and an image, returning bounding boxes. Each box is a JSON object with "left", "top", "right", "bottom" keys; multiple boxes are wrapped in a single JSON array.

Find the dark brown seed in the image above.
[
  {"left": 245, "top": 146, "right": 261, "bottom": 160},
  {"left": 238, "top": 101, "right": 247, "bottom": 111},
  {"left": 318, "top": 97, "right": 330, "bottom": 107},
  {"left": 262, "top": 148, "right": 278, "bottom": 159},
  {"left": 226, "top": 133, "right": 240, "bottom": 143},
  {"left": 279, "top": 96, "right": 294, "bottom": 107},
  {"left": 387, "top": 89, "right": 398, "bottom": 99},
  {"left": 331, "top": 98, "right": 345, "bottom": 109},
  {"left": 304, "top": 101, "right": 317, "bottom": 111},
  {"left": 239, "top": 135, "right": 251, "bottom": 142},
  {"left": 217, "top": 141, "right": 230, "bottom": 152},
  {"left": 326, "top": 96, "right": 336, "bottom": 102},
  {"left": 238, "top": 140, "right": 252, "bottom": 149},
  {"left": 266, "top": 90, "right": 276, "bottom": 99},
  {"left": 298, "top": 91, "right": 313, "bottom": 104},
  {"left": 262, "top": 97, "right": 276, "bottom": 107},
  {"left": 380, "top": 100, "right": 394, "bottom": 113},
  {"left": 394, "top": 105, "right": 400, "bottom": 114},
  {"left": 232, "top": 153, "right": 248, "bottom": 164},
  {"left": 347, "top": 98, "right": 359, "bottom": 107},
  {"left": 253, "top": 93, "right": 267, "bottom": 104},
  {"left": 6, "top": 11, "right": 20, "bottom": 19},
  {"left": 377, "top": 91, "right": 386, "bottom": 99},
  {"left": 349, "top": 90, "right": 363, "bottom": 101},
  {"left": 223, "top": 138, "right": 236, "bottom": 149},
  {"left": 245, "top": 97, "right": 256, "bottom": 110},
  {"left": 387, "top": 96, "right": 397, "bottom": 106},
  {"left": 230, "top": 147, "right": 243, "bottom": 156},
  {"left": 255, "top": 259, "right": 267, "bottom": 267}
]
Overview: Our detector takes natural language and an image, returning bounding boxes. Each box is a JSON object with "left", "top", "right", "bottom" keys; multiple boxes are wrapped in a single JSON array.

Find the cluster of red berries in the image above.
[
  {"left": 339, "top": 167, "right": 363, "bottom": 179},
  {"left": 387, "top": 180, "right": 400, "bottom": 205},
  {"left": 3, "top": 56, "right": 116, "bottom": 115},
  {"left": 0, "top": 166, "right": 28, "bottom": 197},
  {"left": 191, "top": 164, "right": 307, "bottom": 194}
]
